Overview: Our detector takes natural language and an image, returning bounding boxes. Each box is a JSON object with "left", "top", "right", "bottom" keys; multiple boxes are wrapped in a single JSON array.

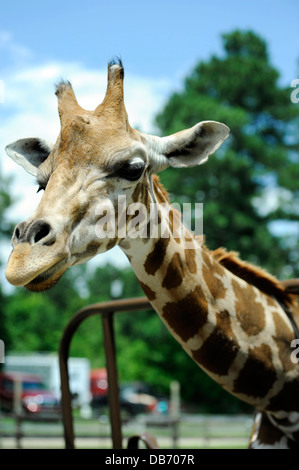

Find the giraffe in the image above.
[{"left": 5, "top": 59, "right": 299, "bottom": 448}]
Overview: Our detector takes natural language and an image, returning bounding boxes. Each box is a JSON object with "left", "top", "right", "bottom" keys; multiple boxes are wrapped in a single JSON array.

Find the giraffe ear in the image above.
[
  {"left": 5, "top": 138, "right": 53, "bottom": 176},
  {"left": 159, "top": 121, "right": 229, "bottom": 169}
]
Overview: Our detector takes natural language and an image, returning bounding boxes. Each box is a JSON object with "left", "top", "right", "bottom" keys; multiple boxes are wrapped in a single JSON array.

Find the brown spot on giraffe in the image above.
[
  {"left": 267, "top": 380, "right": 299, "bottom": 412},
  {"left": 202, "top": 249, "right": 227, "bottom": 300},
  {"left": 249, "top": 412, "right": 294, "bottom": 448},
  {"left": 257, "top": 413, "right": 284, "bottom": 445},
  {"left": 69, "top": 198, "right": 91, "bottom": 230},
  {"left": 85, "top": 241, "right": 101, "bottom": 257},
  {"left": 162, "top": 285, "right": 208, "bottom": 342},
  {"left": 162, "top": 252, "right": 184, "bottom": 289},
  {"left": 144, "top": 237, "right": 170, "bottom": 276},
  {"left": 266, "top": 296, "right": 278, "bottom": 308},
  {"left": 132, "top": 183, "right": 142, "bottom": 203},
  {"left": 143, "top": 183, "right": 151, "bottom": 213},
  {"left": 192, "top": 309, "right": 240, "bottom": 376},
  {"left": 232, "top": 279, "right": 266, "bottom": 335},
  {"left": 119, "top": 240, "right": 131, "bottom": 250},
  {"left": 185, "top": 248, "right": 197, "bottom": 274},
  {"left": 132, "top": 181, "right": 151, "bottom": 211},
  {"left": 106, "top": 238, "right": 118, "bottom": 251},
  {"left": 168, "top": 208, "right": 182, "bottom": 243},
  {"left": 233, "top": 344, "right": 277, "bottom": 398},
  {"left": 138, "top": 280, "right": 156, "bottom": 301},
  {"left": 272, "top": 310, "right": 297, "bottom": 372}
]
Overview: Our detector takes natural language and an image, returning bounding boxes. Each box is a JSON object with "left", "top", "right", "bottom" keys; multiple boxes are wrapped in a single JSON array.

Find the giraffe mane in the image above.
[
  {"left": 211, "top": 247, "right": 295, "bottom": 306},
  {"left": 152, "top": 174, "right": 170, "bottom": 202}
]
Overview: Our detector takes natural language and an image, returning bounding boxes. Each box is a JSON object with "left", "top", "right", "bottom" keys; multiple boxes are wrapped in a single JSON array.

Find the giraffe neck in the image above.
[{"left": 119, "top": 180, "right": 299, "bottom": 415}]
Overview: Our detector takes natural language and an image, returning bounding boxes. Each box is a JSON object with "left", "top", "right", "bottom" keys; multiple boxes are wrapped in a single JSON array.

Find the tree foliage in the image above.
[
  {"left": 0, "top": 173, "right": 15, "bottom": 355},
  {"left": 156, "top": 30, "right": 299, "bottom": 277}
]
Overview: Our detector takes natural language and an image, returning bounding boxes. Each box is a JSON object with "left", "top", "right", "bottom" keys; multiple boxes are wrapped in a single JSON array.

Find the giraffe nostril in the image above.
[
  {"left": 13, "top": 222, "right": 26, "bottom": 243},
  {"left": 27, "top": 220, "right": 56, "bottom": 246},
  {"left": 34, "top": 223, "right": 51, "bottom": 243}
]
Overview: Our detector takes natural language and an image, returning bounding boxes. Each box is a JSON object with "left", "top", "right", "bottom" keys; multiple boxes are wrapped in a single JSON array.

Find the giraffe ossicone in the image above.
[{"left": 5, "top": 60, "right": 299, "bottom": 448}]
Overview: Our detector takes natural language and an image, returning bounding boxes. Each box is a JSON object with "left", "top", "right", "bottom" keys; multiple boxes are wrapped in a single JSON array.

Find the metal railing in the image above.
[{"left": 59, "top": 296, "right": 156, "bottom": 449}]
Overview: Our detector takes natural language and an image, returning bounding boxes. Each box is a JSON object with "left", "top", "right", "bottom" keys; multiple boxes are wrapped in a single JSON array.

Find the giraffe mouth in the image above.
[
  {"left": 24, "top": 258, "right": 67, "bottom": 292},
  {"left": 25, "top": 258, "right": 68, "bottom": 292},
  {"left": 5, "top": 242, "right": 70, "bottom": 290}
]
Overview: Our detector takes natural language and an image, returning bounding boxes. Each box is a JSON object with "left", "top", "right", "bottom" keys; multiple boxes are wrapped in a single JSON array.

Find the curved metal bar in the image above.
[
  {"left": 59, "top": 297, "right": 151, "bottom": 449},
  {"left": 127, "top": 432, "right": 160, "bottom": 449}
]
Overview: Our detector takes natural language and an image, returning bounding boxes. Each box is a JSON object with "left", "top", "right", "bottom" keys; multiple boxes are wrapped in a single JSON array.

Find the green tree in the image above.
[
  {"left": 0, "top": 173, "right": 15, "bottom": 355},
  {"left": 156, "top": 30, "right": 299, "bottom": 277}
]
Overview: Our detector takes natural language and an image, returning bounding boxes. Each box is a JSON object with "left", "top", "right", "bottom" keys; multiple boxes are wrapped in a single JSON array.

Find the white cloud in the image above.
[
  {"left": 0, "top": 30, "right": 33, "bottom": 64},
  {"left": 0, "top": 36, "right": 173, "bottom": 290}
]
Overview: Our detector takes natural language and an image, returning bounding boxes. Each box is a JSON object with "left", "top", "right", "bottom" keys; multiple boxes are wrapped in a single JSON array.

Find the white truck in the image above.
[{"left": 4, "top": 354, "right": 91, "bottom": 412}]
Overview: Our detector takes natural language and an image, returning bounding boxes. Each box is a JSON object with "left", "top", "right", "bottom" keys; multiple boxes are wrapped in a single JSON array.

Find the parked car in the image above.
[
  {"left": 90, "top": 369, "right": 169, "bottom": 416},
  {"left": 0, "top": 371, "right": 61, "bottom": 415},
  {"left": 119, "top": 382, "right": 169, "bottom": 416}
]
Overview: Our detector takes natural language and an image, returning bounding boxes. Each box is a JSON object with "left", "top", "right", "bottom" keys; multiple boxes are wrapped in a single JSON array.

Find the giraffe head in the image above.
[{"left": 5, "top": 60, "right": 229, "bottom": 291}]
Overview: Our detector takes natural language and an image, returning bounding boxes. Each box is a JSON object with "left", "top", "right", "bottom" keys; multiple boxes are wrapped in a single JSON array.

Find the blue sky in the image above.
[
  {"left": 1, "top": 0, "right": 298, "bottom": 83},
  {"left": 0, "top": 0, "right": 298, "bottom": 288}
]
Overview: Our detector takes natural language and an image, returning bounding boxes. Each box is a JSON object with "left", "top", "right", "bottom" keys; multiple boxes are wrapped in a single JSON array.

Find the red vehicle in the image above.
[
  {"left": 0, "top": 371, "right": 60, "bottom": 415},
  {"left": 90, "top": 369, "right": 169, "bottom": 416},
  {"left": 90, "top": 368, "right": 108, "bottom": 407}
]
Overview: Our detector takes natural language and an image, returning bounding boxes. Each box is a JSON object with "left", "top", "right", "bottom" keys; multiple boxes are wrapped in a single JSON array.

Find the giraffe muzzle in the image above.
[
  {"left": 5, "top": 242, "right": 69, "bottom": 290},
  {"left": 6, "top": 219, "right": 69, "bottom": 290}
]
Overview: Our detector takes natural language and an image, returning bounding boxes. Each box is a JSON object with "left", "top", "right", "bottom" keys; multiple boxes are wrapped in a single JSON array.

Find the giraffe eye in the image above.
[{"left": 116, "top": 160, "right": 145, "bottom": 181}]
